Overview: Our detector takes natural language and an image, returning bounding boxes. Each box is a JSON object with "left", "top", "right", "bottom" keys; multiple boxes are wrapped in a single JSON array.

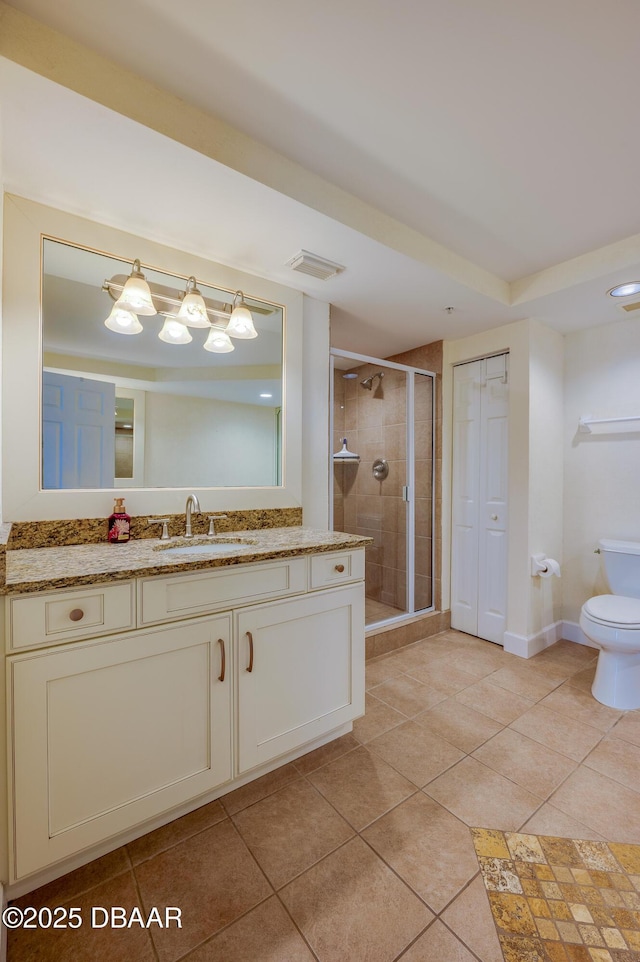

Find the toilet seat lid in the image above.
[{"left": 584, "top": 594, "right": 640, "bottom": 627}]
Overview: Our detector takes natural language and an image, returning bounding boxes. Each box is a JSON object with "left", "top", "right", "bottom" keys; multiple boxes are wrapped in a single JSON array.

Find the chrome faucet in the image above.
[{"left": 184, "top": 493, "right": 201, "bottom": 538}]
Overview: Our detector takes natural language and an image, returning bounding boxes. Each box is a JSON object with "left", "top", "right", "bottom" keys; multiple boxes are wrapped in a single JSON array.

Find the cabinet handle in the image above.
[
  {"left": 69, "top": 608, "right": 84, "bottom": 622},
  {"left": 335, "top": 564, "right": 345, "bottom": 573},
  {"left": 246, "top": 631, "right": 254, "bottom": 672},
  {"left": 217, "top": 638, "right": 226, "bottom": 682}
]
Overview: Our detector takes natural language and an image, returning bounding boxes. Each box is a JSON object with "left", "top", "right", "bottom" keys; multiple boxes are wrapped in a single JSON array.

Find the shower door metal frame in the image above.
[{"left": 329, "top": 349, "right": 436, "bottom": 627}]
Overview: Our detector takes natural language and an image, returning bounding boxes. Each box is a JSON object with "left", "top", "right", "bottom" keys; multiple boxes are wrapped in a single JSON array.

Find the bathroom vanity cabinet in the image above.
[{"left": 5, "top": 548, "right": 365, "bottom": 883}]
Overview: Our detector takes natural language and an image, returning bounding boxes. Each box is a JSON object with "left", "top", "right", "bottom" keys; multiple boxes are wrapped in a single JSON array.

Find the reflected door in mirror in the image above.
[{"left": 42, "top": 372, "right": 115, "bottom": 488}]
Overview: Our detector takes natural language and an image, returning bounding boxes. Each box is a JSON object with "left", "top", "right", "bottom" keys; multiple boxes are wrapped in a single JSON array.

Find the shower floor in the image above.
[{"left": 365, "top": 597, "right": 405, "bottom": 625}]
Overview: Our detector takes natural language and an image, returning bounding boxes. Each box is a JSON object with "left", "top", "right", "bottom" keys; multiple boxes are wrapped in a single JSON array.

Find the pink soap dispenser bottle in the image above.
[{"left": 108, "top": 497, "right": 131, "bottom": 544}]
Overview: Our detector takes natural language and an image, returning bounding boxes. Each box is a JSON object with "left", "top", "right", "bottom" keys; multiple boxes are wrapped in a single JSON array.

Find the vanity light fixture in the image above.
[
  {"left": 104, "top": 305, "right": 144, "bottom": 335},
  {"left": 103, "top": 267, "right": 262, "bottom": 353},
  {"left": 608, "top": 282, "right": 640, "bottom": 297},
  {"left": 114, "top": 259, "right": 157, "bottom": 315},
  {"left": 203, "top": 327, "right": 234, "bottom": 353},
  {"left": 226, "top": 291, "right": 258, "bottom": 339},
  {"left": 158, "top": 316, "right": 193, "bottom": 345},
  {"left": 177, "top": 276, "right": 210, "bottom": 327}
]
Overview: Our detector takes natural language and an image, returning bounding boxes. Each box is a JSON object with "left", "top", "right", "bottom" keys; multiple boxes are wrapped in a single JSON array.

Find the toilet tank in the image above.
[{"left": 599, "top": 539, "right": 640, "bottom": 598}]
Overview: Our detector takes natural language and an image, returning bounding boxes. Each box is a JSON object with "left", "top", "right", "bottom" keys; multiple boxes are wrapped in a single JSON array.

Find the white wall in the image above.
[
  {"left": 563, "top": 316, "right": 640, "bottom": 623},
  {"left": 528, "top": 322, "right": 564, "bottom": 637},
  {"left": 143, "top": 393, "right": 277, "bottom": 487},
  {"left": 302, "top": 296, "right": 330, "bottom": 529}
]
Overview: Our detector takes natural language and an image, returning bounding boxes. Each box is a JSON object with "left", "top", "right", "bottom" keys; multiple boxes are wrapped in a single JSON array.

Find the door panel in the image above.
[
  {"left": 42, "top": 371, "right": 115, "bottom": 488},
  {"left": 451, "top": 355, "right": 508, "bottom": 644}
]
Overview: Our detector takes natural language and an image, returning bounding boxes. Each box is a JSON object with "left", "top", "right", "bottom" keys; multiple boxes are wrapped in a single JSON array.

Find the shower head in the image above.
[{"left": 360, "top": 371, "right": 384, "bottom": 390}]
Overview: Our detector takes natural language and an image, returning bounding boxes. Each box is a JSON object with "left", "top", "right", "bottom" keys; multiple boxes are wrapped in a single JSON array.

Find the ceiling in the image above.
[{"left": 2, "top": 0, "right": 640, "bottom": 358}]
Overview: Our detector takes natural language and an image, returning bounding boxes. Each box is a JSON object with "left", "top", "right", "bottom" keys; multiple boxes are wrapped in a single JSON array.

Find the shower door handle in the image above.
[{"left": 402, "top": 486, "right": 410, "bottom": 501}]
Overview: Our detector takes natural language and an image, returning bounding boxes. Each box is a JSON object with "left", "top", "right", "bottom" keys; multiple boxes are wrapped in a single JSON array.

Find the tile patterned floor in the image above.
[
  {"left": 472, "top": 827, "right": 640, "bottom": 962},
  {"left": 7, "top": 631, "right": 640, "bottom": 962}
]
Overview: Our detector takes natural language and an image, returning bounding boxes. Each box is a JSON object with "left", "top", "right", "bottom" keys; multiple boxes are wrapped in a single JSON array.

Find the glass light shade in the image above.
[
  {"left": 104, "top": 307, "right": 143, "bottom": 335},
  {"left": 609, "top": 282, "right": 640, "bottom": 297},
  {"left": 158, "top": 316, "right": 192, "bottom": 344},
  {"left": 177, "top": 291, "right": 209, "bottom": 327},
  {"left": 115, "top": 270, "right": 157, "bottom": 315},
  {"left": 226, "top": 298, "right": 258, "bottom": 338},
  {"left": 203, "top": 327, "right": 234, "bottom": 353}
]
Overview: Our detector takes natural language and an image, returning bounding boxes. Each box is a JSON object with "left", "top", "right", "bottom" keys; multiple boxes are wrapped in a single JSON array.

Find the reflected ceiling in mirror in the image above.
[{"left": 41, "top": 239, "right": 284, "bottom": 490}]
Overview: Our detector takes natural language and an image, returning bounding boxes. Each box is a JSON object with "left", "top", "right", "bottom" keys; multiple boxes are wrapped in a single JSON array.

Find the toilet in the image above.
[{"left": 580, "top": 539, "right": 640, "bottom": 710}]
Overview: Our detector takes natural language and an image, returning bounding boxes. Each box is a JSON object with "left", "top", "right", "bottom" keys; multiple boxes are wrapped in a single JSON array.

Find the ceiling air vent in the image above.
[
  {"left": 619, "top": 300, "right": 640, "bottom": 313},
  {"left": 286, "top": 250, "right": 345, "bottom": 280}
]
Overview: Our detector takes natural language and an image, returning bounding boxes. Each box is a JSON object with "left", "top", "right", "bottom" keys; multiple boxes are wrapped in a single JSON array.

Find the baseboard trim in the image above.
[
  {"left": 561, "top": 620, "right": 598, "bottom": 649},
  {"left": 503, "top": 621, "right": 563, "bottom": 659}
]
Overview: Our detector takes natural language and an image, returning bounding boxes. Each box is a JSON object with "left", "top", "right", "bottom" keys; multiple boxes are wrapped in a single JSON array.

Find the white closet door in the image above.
[
  {"left": 451, "top": 355, "right": 508, "bottom": 644},
  {"left": 450, "top": 360, "right": 482, "bottom": 634}
]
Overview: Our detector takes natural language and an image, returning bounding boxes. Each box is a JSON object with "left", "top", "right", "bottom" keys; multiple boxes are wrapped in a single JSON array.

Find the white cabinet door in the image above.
[
  {"left": 235, "top": 584, "right": 365, "bottom": 773},
  {"left": 9, "top": 616, "right": 232, "bottom": 880}
]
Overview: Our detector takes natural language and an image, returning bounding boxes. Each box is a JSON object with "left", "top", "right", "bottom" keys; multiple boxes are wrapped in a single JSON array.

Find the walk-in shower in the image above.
[{"left": 331, "top": 349, "right": 435, "bottom": 628}]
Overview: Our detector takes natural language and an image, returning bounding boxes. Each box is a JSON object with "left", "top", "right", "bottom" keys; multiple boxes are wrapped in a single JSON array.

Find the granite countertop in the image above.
[{"left": 4, "top": 527, "right": 373, "bottom": 595}]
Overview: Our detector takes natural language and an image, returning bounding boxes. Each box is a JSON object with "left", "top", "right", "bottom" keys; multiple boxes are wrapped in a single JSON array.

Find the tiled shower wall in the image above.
[{"left": 333, "top": 341, "right": 442, "bottom": 614}]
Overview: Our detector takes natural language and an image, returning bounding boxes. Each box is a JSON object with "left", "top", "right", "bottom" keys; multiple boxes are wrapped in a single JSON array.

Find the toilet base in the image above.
[{"left": 591, "top": 648, "right": 640, "bottom": 710}]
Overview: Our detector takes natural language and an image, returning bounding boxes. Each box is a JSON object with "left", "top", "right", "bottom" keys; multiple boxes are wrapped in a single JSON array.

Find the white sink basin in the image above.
[{"left": 156, "top": 539, "right": 258, "bottom": 556}]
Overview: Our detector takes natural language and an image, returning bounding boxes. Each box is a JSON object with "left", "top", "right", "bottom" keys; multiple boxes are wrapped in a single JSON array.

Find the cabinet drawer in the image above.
[
  {"left": 139, "top": 557, "right": 308, "bottom": 625},
  {"left": 309, "top": 549, "right": 365, "bottom": 590},
  {"left": 7, "top": 582, "right": 135, "bottom": 652}
]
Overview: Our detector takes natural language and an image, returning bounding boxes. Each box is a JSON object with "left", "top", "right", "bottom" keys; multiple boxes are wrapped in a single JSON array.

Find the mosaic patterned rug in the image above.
[{"left": 471, "top": 828, "right": 640, "bottom": 962}]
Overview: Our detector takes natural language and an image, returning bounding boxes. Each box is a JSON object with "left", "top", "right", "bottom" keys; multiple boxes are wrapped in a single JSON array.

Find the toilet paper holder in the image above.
[{"left": 531, "top": 554, "right": 561, "bottom": 578}]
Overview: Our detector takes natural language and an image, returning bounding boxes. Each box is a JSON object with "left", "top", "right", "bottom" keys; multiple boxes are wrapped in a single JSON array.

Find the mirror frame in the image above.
[{"left": 2, "top": 194, "right": 303, "bottom": 521}]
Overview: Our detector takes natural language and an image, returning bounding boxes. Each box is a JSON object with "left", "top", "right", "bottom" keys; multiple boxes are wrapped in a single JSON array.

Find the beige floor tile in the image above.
[
  {"left": 415, "top": 699, "right": 503, "bottom": 753},
  {"left": 441, "top": 875, "right": 504, "bottom": 962},
  {"left": 183, "top": 897, "right": 316, "bottom": 961},
  {"left": 382, "top": 645, "right": 434, "bottom": 673},
  {"left": 12, "top": 846, "right": 131, "bottom": 911},
  {"left": 127, "top": 799, "right": 226, "bottom": 866},
  {"left": 454, "top": 678, "right": 534, "bottom": 725},
  {"left": 362, "top": 793, "right": 479, "bottom": 912},
  {"left": 540, "top": 683, "right": 624, "bottom": 732},
  {"left": 520, "top": 802, "right": 605, "bottom": 840},
  {"left": 367, "top": 720, "right": 464, "bottom": 786},
  {"left": 449, "top": 646, "right": 508, "bottom": 678},
  {"left": 550, "top": 766, "right": 640, "bottom": 843},
  {"left": 134, "top": 819, "right": 272, "bottom": 961},
  {"left": 352, "top": 692, "right": 406, "bottom": 743},
  {"left": 308, "top": 745, "right": 416, "bottom": 830},
  {"left": 489, "top": 663, "right": 567, "bottom": 701},
  {"left": 510, "top": 703, "right": 604, "bottom": 761},
  {"left": 232, "top": 779, "right": 354, "bottom": 888},
  {"left": 611, "top": 710, "right": 640, "bottom": 747},
  {"left": 365, "top": 657, "right": 402, "bottom": 688},
  {"left": 531, "top": 640, "right": 598, "bottom": 673},
  {"left": 405, "top": 660, "right": 480, "bottom": 695},
  {"left": 401, "top": 919, "right": 479, "bottom": 961},
  {"left": 294, "top": 732, "right": 359, "bottom": 774},
  {"left": 583, "top": 735, "right": 640, "bottom": 794},
  {"left": 472, "top": 727, "right": 577, "bottom": 798},
  {"left": 369, "top": 673, "right": 447, "bottom": 716},
  {"left": 424, "top": 756, "right": 543, "bottom": 831},
  {"left": 280, "top": 836, "right": 433, "bottom": 962},
  {"left": 8, "top": 871, "right": 156, "bottom": 962},
  {"left": 220, "top": 763, "right": 300, "bottom": 816},
  {"left": 565, "top": 663, "right": 597, "bottom": 692}
]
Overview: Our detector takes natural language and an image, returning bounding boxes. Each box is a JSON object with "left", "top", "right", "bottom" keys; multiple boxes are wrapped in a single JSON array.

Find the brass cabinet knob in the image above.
[
  {"left": 335, "top": 564, "right": 345, "bottom": 573},
  {"left": 69, "top": 608, "right": 84, "bottom": 622}
]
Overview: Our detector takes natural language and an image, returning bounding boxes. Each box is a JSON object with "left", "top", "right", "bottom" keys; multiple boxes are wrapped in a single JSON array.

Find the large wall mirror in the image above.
[
  {"left": 2, "top": 195, "right": 304, "bottom": 521},
  {"left": 42, "top": 239, "right": 283, "bottom": 490}
]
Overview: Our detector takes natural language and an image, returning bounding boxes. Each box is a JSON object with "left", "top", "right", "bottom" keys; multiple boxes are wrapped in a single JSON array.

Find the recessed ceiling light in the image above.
[
  {"left": 260, "top": 393, "right": 272, "bottom": 398},
  {"left": 608, "top": 282, "right": 640, "bottom": 297}
]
